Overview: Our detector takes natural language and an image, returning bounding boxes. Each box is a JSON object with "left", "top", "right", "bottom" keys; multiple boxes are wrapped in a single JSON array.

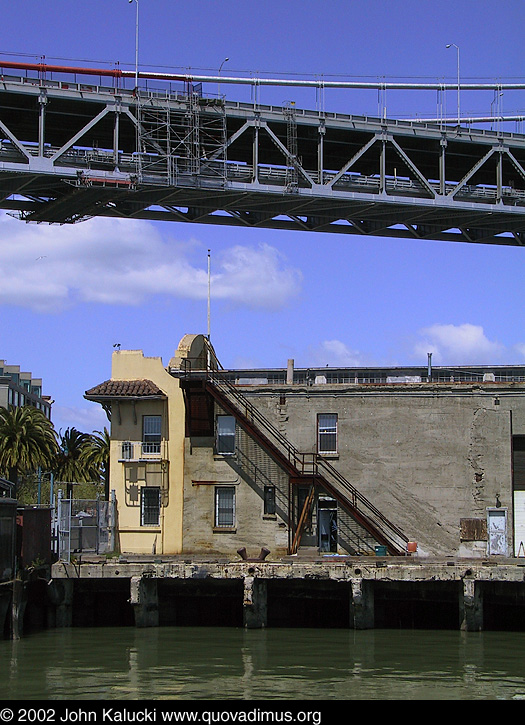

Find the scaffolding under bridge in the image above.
[{"left": 0, "top": 59, "right": 525, "bottom": 245}]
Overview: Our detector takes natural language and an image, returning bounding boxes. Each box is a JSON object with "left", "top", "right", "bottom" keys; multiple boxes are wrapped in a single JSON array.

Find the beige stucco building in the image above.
[{"left": 85, "top": 334, "right": 525, "bottom": 561}]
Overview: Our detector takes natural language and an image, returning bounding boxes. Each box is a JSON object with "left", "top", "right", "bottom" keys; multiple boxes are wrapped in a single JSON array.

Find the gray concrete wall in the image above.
[
  {"left": 182, "top": 403, "right": 290, "bottom": 557},
  {"left": 241, "top": 383, "right": 520, "bottom": 556}
]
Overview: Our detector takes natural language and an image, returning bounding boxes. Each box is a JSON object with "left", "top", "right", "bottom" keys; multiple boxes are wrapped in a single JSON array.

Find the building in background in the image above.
[
  {"left": 0, "top": 360, "right": 53, "bottom": 419},
  {"left": 85, "top": 335, "right": 525, "bottom": 560}
]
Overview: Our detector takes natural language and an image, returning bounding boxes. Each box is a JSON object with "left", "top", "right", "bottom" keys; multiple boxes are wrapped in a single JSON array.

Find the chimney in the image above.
[{"left": 287, "top": 359, "right": 294, "bottom": 385}]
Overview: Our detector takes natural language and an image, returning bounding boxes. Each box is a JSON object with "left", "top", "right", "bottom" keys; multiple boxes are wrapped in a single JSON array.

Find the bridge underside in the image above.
[
  {"left": 1, "top": 70, "right": 525, "bottom": 245},
  {"left": 2, "top": 176, "right": 525, "bottom": 246}
]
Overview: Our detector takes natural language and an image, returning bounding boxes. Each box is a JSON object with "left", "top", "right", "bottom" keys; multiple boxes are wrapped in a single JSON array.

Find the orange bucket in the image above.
[{"left": 407, "top": 541, "right": 418, "bottom": 553}]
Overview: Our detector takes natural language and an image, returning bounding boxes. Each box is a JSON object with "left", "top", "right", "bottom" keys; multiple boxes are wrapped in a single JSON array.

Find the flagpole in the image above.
[{"left": 207, "top": 249, "right": 211, "bottom": 341}]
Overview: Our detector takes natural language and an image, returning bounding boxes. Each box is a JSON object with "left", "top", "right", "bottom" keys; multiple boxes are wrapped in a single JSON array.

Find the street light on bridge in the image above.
[
  {"left": 129, "top": 0, "right": 139, "bottom": 89},
  {"left": 446, "top": 43, "right": 460, "bottom": 125},
  {"left": 218, "top": 57, "right": 229, "bottom": 99}
]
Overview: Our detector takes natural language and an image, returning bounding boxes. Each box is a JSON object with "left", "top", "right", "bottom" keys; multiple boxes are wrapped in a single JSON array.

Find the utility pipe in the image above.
[
  {"left": 2, "top": 59, "right": 525, "bottom": 91},
  {"left": 407, "top": 115, "right": 525, "bottom": 124}
]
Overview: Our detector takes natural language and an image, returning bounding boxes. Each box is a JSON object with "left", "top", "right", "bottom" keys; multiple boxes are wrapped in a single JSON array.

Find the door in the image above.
[
  {"left": 318, "top": 498, "right": 337, "bottom": 552},
  {"left": 514, "top": 491, "right": 525, "bottom": 556},
  {"left": 487, "top": 508, "right": 507, "bottom": 556}
]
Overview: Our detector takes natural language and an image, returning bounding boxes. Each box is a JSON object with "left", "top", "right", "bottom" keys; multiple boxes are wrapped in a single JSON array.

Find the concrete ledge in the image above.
[{"left": 51, "top": 556, "right": 525, "bottom": 584}]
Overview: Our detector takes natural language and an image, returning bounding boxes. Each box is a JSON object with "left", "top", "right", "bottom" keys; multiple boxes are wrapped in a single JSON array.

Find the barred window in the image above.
[
  {"left": 141, "top": 486, "right": 161, "bottom": 526},
  {"left": 215, "top": 486, "right": 235, "bottom": 528},
  {"left": 318, "top": 414, "right": 338, "bottom": 454}
]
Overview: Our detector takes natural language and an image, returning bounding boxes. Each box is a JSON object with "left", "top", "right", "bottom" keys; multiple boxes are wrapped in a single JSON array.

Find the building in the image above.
[
  {"left": 85, "top": 334, "right": 525, "bottom": 560},
  {"left": 0, "top": 360, "right": 52, "bottom": 419}
]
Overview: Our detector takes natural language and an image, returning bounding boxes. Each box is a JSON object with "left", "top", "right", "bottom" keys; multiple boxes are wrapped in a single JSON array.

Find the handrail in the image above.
[
  {"left": 207, "top": 367, "right": 309, "bottom": 473},
  {"left": 316, "top": 457, "right": 409, "bottom": 543},
  {"left": 189, "top": 364, "right": 408, "bottom": 551}
]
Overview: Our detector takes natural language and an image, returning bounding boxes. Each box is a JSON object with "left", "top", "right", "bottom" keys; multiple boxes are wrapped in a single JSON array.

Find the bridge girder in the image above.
[{"left": 0, "top": 70, "right": 525, "bottom": 246}]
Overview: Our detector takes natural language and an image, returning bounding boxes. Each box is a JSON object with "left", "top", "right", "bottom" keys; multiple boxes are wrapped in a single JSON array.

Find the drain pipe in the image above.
[{"left": 427, "top": 353, "right": 432, "bottom": 382}]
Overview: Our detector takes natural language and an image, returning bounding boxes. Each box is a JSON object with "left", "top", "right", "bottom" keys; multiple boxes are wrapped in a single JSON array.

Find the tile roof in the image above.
[{"left": 85, "top": 379, "right": 166, "bottom": 399}]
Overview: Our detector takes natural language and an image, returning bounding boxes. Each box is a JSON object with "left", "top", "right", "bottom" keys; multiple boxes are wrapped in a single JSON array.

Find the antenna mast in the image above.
[{"left": 207, "top": 249, "right": 211, "bottom": 341}]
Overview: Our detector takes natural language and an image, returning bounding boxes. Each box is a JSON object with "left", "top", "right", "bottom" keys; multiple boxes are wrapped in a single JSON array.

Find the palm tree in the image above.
[
  {"left": 81, "top": 428, "right": 110, "bottom": 500},
  {"left": 55, "top": 427, "right": 94, "bottom": 497},
  {"left": 0, "top": 405, "right": 58, "bottom": 496}
]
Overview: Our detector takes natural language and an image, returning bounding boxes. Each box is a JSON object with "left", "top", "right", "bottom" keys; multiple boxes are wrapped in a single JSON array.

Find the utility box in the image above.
[
  {"left": 0, "top": 498, "right": 17, "bottom": 580},
  {"left": 16, "top": 507, "right": 53, "bottom": 569}
]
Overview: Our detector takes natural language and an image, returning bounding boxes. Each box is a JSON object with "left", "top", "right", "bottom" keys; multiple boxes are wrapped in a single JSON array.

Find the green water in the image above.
[{"left": 1, "top": 627, "right": 525, "bottom": 700}]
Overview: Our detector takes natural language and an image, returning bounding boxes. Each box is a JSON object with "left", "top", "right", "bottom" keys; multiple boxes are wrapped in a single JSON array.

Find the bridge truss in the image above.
[{"left": 1, "top": 64, "right": 525, "bottom": 245}]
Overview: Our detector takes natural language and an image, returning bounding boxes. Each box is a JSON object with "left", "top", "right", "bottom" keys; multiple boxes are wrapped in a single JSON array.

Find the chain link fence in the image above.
[{"left": 57, "top": 493, "right": 116, "bottom": 562}]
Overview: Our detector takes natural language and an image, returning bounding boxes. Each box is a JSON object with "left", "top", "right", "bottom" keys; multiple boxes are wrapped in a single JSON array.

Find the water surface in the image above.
[{"left": 2, "top": 627, "right": 525, "bottom": 700}]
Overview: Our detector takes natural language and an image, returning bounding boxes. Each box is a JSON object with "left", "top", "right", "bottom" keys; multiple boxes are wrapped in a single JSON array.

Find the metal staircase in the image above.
[{"left": 182, "top": 363, "right": 409, "bottom": 556}]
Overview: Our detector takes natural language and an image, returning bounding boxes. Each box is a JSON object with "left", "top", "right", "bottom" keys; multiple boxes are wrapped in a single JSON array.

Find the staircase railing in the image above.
[
  {"left": 182, "top": 360, "right": 408, "bottom": 554},
  {"left": 207, "top": 366, "right": 314, "bottom": 476}
]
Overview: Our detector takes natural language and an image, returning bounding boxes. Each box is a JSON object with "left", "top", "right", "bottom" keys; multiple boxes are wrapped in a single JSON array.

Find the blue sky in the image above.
[{"left": 0, "top": 0, "right": 524, "bottom": 434}]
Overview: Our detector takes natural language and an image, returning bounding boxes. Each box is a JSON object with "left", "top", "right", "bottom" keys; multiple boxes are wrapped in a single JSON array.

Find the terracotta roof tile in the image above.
[{"left": 85, "top": 379, "right": 166, "bottom": 399}]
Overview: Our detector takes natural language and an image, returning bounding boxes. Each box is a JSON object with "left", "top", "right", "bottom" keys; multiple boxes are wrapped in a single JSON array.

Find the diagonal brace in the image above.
[
  {"left": 51, "top": 107, "right": 112, "bottom": 162},
  {"left": 390, "top": 136, "right": 437, "bottom": 197},
  {"left": 261, "top": 122, "right": 315, "bottom": 187},
  {"left": 0, "top": 119, "right": 30, "bottom": 159},
  {"left": 327, "top": 135, "right": 379, "bottom": 187},
  {"left": 449, "top": 147, "right": 496, "bottom": 196}
]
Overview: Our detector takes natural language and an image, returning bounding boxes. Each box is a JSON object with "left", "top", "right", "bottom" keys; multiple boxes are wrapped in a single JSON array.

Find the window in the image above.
[
  {"left": 141, "top": 486, "right": 161, "bottom": 526},
  {"left": 215, "top": 486, "right": 235, "bottom": 528},
  {"left": 216, "top": 415, "right": 236, "bottom": 455},
  {"left": 264, "top": 485, "right": 276, "bottom": 516},
  {"left": 143, "top": 415, "right": 161, "bottom": 454},
  {"left": 121, "top": 441, "right": 134, "bottom": 460},
  {"left": 318, "top": 413, "right": 338, "bottom": 454}
]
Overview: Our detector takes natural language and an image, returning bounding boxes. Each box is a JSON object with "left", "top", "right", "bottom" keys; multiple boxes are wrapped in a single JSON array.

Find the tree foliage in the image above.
[
  {"left": 0, "top": 406, "right": 110, "bottom": 501},
  {"left": 55, "top": 427, "right": 94, "bottom": 483},
  {"left": 0, "top": 405, "right": 58, "bottom": 493},
  {"left": 80, "top": 427, "right": 110, "bottom": 498}
]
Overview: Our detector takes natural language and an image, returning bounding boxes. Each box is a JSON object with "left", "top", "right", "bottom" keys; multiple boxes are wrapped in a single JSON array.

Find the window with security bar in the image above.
[
  {"left": 141, "top": 486, "right": 161, "bottom": 526},
  {"left": 143, "top": 415, "right": 161, "bottom": 454},
  {"left": 216, "top": 415, "right": 236, "bottom": 455},
  {"left": 215, "top": 486, "right": 235, "bottom": 528},
  {"left": 318, "top": 413, "right": 338, "bottom": 454}
]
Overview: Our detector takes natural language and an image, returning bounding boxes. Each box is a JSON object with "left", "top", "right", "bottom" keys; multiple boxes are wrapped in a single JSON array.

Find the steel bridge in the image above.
[{"left": 2, "top": 60, "right": 525, "bottom": 246}]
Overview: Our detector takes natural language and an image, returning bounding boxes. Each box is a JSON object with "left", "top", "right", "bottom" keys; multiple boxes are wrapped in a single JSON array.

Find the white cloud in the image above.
[
  {"left": 514, "top": 343, "right": 525, "bottom": 360},
  {"left": 310, "top": 339, "right": 364, "bottom": 367},
  {"left": 212, "top": 243, "right": 302, "bottom": 309},
  {"left": 51, "top": 403, "right": 109, "bottom": 434},
  {"left": 414, "top": 323, "right": 505, "bottom": 364},
  {"left": 0, "top": 214, "right": 301, "bottom": 312}
]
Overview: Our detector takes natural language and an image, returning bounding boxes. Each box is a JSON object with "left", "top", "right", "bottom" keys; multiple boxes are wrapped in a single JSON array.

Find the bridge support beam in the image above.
[
  {"left": 349, "top": 578, "right": 374, "bottom": 629},
  {"left": 497, "top": 150, "right": 503, "bottom": 202},
  {"left": 38, "top": 93, "right": 47, "bottom": 158},
  {"left": 243, "top": 576, "right": 267, "bottom": 629}
]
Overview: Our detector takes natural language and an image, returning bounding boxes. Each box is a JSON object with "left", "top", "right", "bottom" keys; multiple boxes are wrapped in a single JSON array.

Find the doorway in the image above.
[
  {"left": 318, "top": 498, "right": 337, "bottom": 552},
  {"left": 487, "top": 508, "right": 508, "bottom": 556}
]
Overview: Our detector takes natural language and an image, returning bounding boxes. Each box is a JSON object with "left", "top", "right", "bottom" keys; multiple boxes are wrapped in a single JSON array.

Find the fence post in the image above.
[{"left": 109, "top": 489, "right": 116, "bottom": 554}]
